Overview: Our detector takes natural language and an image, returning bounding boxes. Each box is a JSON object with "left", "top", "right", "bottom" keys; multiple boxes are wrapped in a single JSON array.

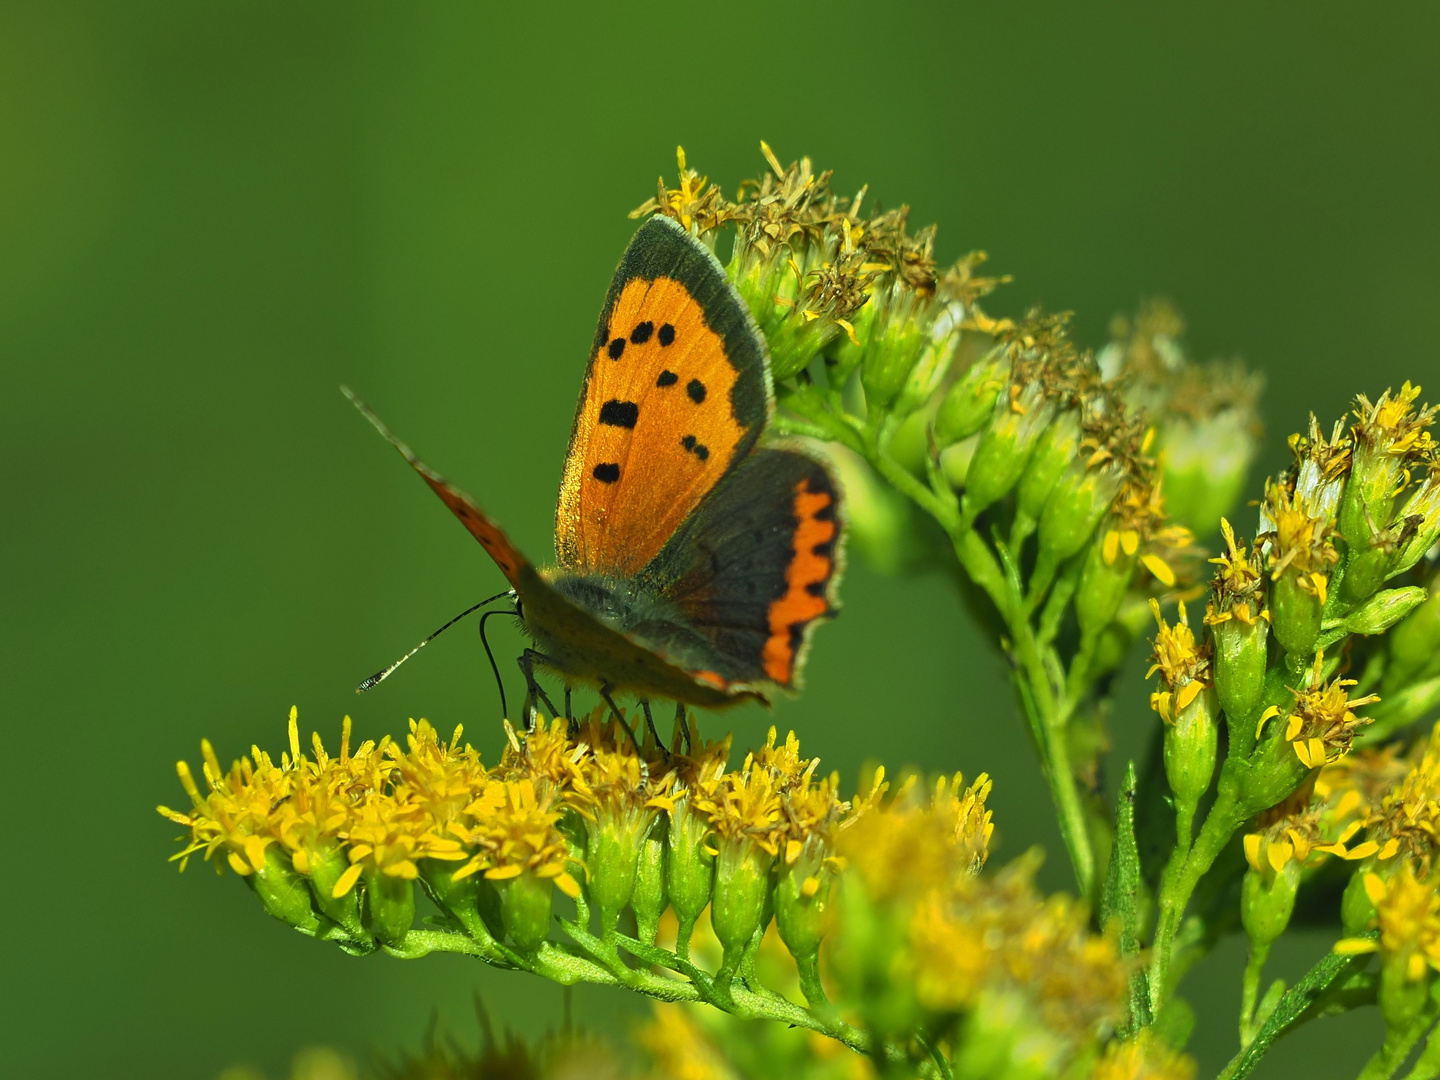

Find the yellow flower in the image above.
[
  {"left": 450, "top": 777, "right": 580, "bottom": 900},
  {"left": 1335, "top": 865, "right": 1440, "bottom": 983},
  {"left": 1261, "top": 651, "right": 1378, "bottom": 769},
  {"left": 1092, "top": 1031, "right": 1197, "bottom": 1080},
  {"left": 1259, "top": 477, "right": 1339, "bottom": 600},
  {"left": 1353, "top": 723, "right": 1440, "bottom": 866},
  {"left": 1147, "top": 599, "right": 1212, "bottom": 723},
  {"left": 1204, "top": 517, "right": 1269, "bottom": 627}
]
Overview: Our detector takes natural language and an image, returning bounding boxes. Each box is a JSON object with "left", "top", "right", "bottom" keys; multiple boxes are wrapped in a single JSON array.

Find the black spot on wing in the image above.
[
  {"left": 687, "top": 378, "right": 706, "bottom": 404},
  {"left": 592, "top": 463, "right": 620, "bottom": 483},
  {"left": 630, "top": 321, "right": 654, "bottom": 344},
  {"left": 657, "top": 370, "right": 678, "bottom": 387},
  {"left": 607, "top": 337, "right": 626, "bottom": 360},
  {"left": 599, "top": 399, "right": 639, "bottom": 429},
  {"left": 681, "top": 435, "right": 709, "bottom": 461},
  {"left": 658, "top": 323, "right": 675, "bottom": 346}
]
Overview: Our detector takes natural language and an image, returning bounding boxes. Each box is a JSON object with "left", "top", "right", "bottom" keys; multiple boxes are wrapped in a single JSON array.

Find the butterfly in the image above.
[{"left": 346, "top": 215, "right": 842, "bottom": 732}]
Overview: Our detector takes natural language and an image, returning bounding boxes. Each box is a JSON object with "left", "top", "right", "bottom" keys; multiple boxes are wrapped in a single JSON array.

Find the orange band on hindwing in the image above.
[{"left": 762, "top": 480, "right": 838, "bottom": 684}]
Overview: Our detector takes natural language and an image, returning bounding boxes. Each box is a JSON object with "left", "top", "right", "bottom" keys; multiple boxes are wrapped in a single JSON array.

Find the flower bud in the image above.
[
  {"left": 1241, "top": 858, "right": 1300, "bottom": 949},
  {"left": 1271, "top": 567, "right": 1325, "bottom": 659},
  {"left": 363, "top": 868, "right": 415, "bottom": 947},
  {"left": 305, "top": 842, "right": 369, "bottom": 941},
  {"left": 710, "top": 841, "right": 773, "bottom": 961},
  {"left": 630, "top": 823, "right": 668, "bottom": 946},
  {"left": 420, "top": 859, "right": 499, "bottom": 944},
  {"left": 1075, "top": 533, "right": 1138, "bottom": 642},
  {"left": 860, "top": 282, "right": 929, "bottom": 414},
  {"left": 665, "top": 802, "right": 715, "bottom": 949},
  {"left": 1164, "top": 686, "right": 1219, "bottom": 822},
  {"left": 585, "top": 825, "right": 642, "bottom": 928},
  {"left": 893, "top": 301, "right": 963, "bottom": 417},
  {"left": 1342, "top": 586, "right": 1428, "bottom": 637},
  {"left": 1392, "top": 473, "right": 1440, "bottom": 576},
  {"left": 1033, "top": 460, "right": 1126, "bottom": 586},
  {"left": 1385, "top": 579, "right": 1440, "bottom": 693},
  {"left": 496, "top": 870, "right": 554, "bottom": 954},
  {"left": 1211, "top": 615, "right": 1270, "bottom": 758},
  {"left": 933, "top": 346, "right": 1009, "bottom": 446},
  {"left": 1015, "top": 408, "right": 1083, "bottom": 531},
  {"left": 1341, "top": 865, "right": 1377, "bottom": 937},
  {"left": 249, "top": 846, "right": 323, "bottom": 934},
  {"left": 939, "top": 435, "right": 979, "bottom": 490},
  {"left": 775, "top": 859, "right": 832, "bottom": 975},
  {"left": 961, "top": 379, "right": 1056, "bottom": 522},
  {"left": 1159, "top": 408, "right": 1260, "bottom": 536}
]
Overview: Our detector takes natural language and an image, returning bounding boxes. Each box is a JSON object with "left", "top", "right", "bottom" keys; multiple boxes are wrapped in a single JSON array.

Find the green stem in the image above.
[
  {"left": 1239, "top": 940, "right": 1272, "bottom": 1047},
  {"left": 1149, "top": 784, "right": 1240, "bottom": 1016}
]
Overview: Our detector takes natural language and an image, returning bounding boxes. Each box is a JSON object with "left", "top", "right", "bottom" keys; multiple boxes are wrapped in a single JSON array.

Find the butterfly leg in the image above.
[
  {"left": 599, "top": 683, "right": 644, "bottom": 757},
  {"left": 638, "top": 699, "right": 669, "bottom": 761},
  {"left": 674, "top": 701, "right": 692, "bottom": 754},
  {"left": 517, "top": 649, "right": 562, "bottom": 731}
]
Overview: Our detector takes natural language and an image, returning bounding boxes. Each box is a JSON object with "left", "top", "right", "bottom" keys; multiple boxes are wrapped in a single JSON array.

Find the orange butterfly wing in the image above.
[{"left": 555, "top": 216, "right": 770, "bottom": 577}]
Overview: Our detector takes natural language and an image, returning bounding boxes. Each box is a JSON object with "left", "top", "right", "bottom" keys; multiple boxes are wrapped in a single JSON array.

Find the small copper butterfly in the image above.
[{"left": 347, "top": 215, "right": 842, "bottom": 726}]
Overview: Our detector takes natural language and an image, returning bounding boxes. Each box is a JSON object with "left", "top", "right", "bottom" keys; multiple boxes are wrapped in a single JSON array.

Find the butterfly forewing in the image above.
[{"left": 555, "top": 216, "right": 770, "bottom": 578}]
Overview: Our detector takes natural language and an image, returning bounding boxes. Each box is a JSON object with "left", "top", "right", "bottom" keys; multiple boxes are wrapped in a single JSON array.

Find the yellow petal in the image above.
[
  {"left": 1343, "top": 840, "right": 1380, "bottom": 860},
  {"left": 1308, "top": 738, "right": 1327, "bottom": 766},
  {"left": 1312, "top": 573, "right": 1329, "bottom": 605},
  {"left": 1256, "top": 705, "right": 1281, "bottom": 741},
  {"left": 1244, "top": 833, "right": 1263, "bottom": 871},
  {"left": 801, "top": 876, "right": 821, "bottom": 899},
  {"left": 1120, "top": 529, "right": 1140, "bottom": 556},
  {"left": 1286, "top": 714, "right": 1304, "bottom": 740},
  {"left": 1177, "top": 681, "right": 1203, "bottom": 712},
  {"left": 227, "top": 851, "right": 253, "bottom": 876},
  {"left": 1409, "top": 953, "right": 1428, "bottom": 982},
  {"left": 1380, "top": 838, "right": 1401, "bottom": 860},
  {"left": 1333, "top": 938, "right": 1379, "bottom": 956},
  {"left": 1142, "top": 553, "right": 1177, "bottom": 587},
  {"left": 485, "top": 864, "right": 523, "bottom": 882},
  {"left": 1364, "top": 873, "right": 1387, "bottom": 906},
  {"left": 1103, "top": 530, "right": 1121, "bottom": 565},
  {"left": 332, "top": 862, "right": 364, "bottom": 898},
  {"left": 1293, "top": 740, "right": 1313, "bottom": 768},
  {"left": 1268, "top": 840, "right": 1294, "bottom": 873}
]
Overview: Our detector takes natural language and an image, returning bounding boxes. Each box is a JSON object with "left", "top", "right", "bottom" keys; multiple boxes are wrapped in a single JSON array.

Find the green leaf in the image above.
[
  {"left": 1102, "top": 760, "right": 1150, "bottom": 1030},
  {"left": 1218, "top": 939, "right": 1376, "bottom": 1080}
]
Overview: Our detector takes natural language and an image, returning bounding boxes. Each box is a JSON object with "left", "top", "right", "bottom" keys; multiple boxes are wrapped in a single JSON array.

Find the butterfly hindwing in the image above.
[
  {"left": 641, "top": 447, "right": 842, "bottom": 690},
  {"left": 555, "top": 215, "right": 771, "bottom": 578}
]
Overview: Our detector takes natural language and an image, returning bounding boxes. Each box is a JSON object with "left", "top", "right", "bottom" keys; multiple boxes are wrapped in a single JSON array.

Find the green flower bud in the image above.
[
  {"left": 1392, "top": 475, "right": 1440, "bottom": 576},
  {"left": 420, "top": 858, "right": 500, "bottom": 944},
  {"left": 1342, "top": 865, "right": 1377, "bottom": 937},
  {"left": 775, "top": 859, "right": 832, "bottom": 972},
  {"left": 1241, "top": 860, "right": 1300, "bottom": 948},
  {"left": 585, "top": 825, "right": 642, "bottom": 929},
  {"left": 1379, "top": 953, "right": 1432, "bottom": 1036},
  {"left": 860, "top": 296, "right": 928, "bottom": 416},
  {"left": 363, "top": 869, "right": 415, "bottom": 947},
  {"left": 710, "top": 840, "right": 774, "bottom": 961},
  {"left": 1075, "top": 535, "right": 1138, "bottom": 642},
  {"left": 893, "top": 302, "right": 963, "bottom": 417},
  {"left": 1385, "top": 580, "right": 1440, "bottom": 693},
  {"left": 1212, "top": 615, "right": 1270, "bottom": 758},
  {"left": 933, "top": 346, "right": 1009, "bottom": 446},
  {"left": 1164, "top": 687, "right": 1219, "bottom": 824},
  {"left": 1343, "top": 586, "right": 1429, "bottom": 636},
  {"left": 665, "top": 802, "right": 715, "bottom": 950},
  {"left": 1015, "top": 409, "right": 1083, "bottom": 530},
  {"left": 1159, "top": 408, "right": 1260, "bottom": 535},
  {"left": 496, "top": 870, "right": 553, "bottom": 954},
  {"left": 630, "top": 822, "right": 668, "bottom": 946},
  {"left": 826, "top": 298, "right": 876, "bottom": 383},
  {"left": 249, "top": 846, "right": 322, "bottom": 934},
  {"left": 961, "top": 379, "right": 1056, "bottom": 522},
  {"left": 305, "top": 843, "right": 369, "bottom": 941},
  {"left": 1032, "top": 461, "right": 1126, "bottom": 591},
  {"left": 939, "top": 435, "right": 979, "bottom": 490},
  {"left": 1271, "top": 567, "right": 1324, "bottom": 659}
]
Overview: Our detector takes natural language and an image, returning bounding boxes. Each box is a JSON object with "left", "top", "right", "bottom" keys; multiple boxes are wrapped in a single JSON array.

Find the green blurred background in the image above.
[{"left": 3, "top": 3, "right": 1437, "bottom": 1077}]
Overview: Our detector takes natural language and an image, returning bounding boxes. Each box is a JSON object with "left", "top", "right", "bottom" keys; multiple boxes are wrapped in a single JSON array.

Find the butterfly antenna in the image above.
[
  {"left": 356, "top": 589, "right": 515, "bottom": 692},
  {"left": 477, "top": 607, "right": 511, "bottom": 720}
]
